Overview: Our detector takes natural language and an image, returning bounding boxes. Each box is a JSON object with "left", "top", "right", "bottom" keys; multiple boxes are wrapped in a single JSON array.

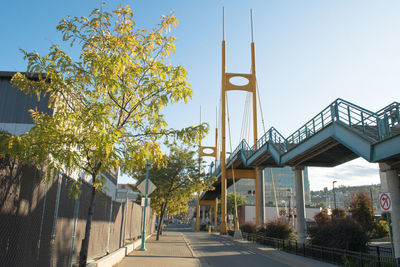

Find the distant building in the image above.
[
  {"left": 228, "top": 167, "right": 311, "bottom": 207},
  {"left": 0, "top": 71, "right": 118, "bottom": 199}
]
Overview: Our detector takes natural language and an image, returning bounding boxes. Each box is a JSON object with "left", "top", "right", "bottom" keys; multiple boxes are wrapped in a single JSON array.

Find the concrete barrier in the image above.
[{"left": 93, "top": 235, "right": 152, "bottom": 267}]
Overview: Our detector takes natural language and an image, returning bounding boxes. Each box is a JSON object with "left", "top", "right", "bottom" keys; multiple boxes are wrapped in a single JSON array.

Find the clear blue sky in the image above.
[{"left": 1, "top": 0, "right": 399, "bottom": 190}]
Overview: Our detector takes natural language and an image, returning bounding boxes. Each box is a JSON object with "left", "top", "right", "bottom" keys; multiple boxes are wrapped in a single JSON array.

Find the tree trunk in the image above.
[
  {"left": 79, "top": 182, "right": 97, "bottom": 267},
  {"left": 156, "top": 201, "right": 168, "bottom": 241}
]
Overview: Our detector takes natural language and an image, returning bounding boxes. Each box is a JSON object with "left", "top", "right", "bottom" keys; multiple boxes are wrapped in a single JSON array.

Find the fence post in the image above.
[
  {"left": 321, "top": 246, "right": 324, "bottom": 261},
  {"left": 360, "top": 252, "right": 363, "bottom": 267},
  {"left": 37, "top": 171, "right": 48, "bottom": 262},
  {"left": 50, "top": 171, "right": 62, "bottom": 266},
  {"left": 376, "top": 246, "right": 381, "bottom": 267},
  {"left": 68, "top": 193, "right": 80, "bottom": 267},
  {"left": 106, "top": 200, "right": 113, "bottom": 254},
  {"left": 303, "top": 243, "right": 306, "bottom": 257}
]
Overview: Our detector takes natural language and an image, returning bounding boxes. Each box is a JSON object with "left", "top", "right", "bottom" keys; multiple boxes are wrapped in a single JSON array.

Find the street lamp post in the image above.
[
  {"left": 140, "top": 160, "right": 150, "bottom": 251},
  {"left": 286, "top": 189, "right": 291, "bottom": 223},
  {"left": 332, "top": 181, "right": 337, "bottom": 209}
]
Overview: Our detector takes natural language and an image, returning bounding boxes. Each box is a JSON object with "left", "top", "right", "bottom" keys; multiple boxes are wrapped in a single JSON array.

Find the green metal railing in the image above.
[{"left": 242, "top": 232, "right": 395, "bottom": 267}]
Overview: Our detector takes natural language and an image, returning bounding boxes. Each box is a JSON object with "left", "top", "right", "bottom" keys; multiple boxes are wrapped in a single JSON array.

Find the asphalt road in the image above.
[{"left": 173, "top": 225, "right": 291, "bottom": 267}]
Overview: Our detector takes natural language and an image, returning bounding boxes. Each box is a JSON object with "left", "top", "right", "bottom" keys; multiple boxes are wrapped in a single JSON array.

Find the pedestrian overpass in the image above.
[{"left": 201, "top": 98, "right": 400, "bottom": 201}]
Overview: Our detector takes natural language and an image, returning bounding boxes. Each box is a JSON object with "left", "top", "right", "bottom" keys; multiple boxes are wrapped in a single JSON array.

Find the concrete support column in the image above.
[
  {"left": 256, "top": 168, "right": 265, "bottom": 226},
  {"left": 293, "top": 166, "right": 306, "bottom": 244},
  {"left": 201, "top": 206, "right": 205, "bottom": 223},
  {"left": 384, "top": 168, "right": 400, "bottom": 264},
  {"left": 379, "top": 170, "right": 389, "bottom": 192},
  {"left": 214, "top": 199, "right": 218, "bottom": 231}
]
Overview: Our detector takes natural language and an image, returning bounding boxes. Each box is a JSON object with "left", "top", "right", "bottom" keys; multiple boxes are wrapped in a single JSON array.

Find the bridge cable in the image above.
[
  {"left": 240, "top": 92, "right": 252, "bottom": 142},
  {"left": 226, "top": 93, "right": 240, "bottom": 231},
  {"left": 256, "top": 80, "right": 279, "bottom": 218}
]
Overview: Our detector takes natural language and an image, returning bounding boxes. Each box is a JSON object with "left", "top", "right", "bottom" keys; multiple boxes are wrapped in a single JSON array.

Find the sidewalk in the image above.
[{"left": 116, "top": 230, "right": 201, "bottom": 267}]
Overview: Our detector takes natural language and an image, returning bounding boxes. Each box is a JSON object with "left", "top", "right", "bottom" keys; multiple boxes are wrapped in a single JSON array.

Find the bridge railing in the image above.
[
  {"left": 226, "top": 139, "right": 250, "bottom": 166},
  {"left": 247, "top": 127, "right": 286, "bottom": 157},
  {"left": 335, "top": 99, "right": 380, "bottom": 140},
  {"left": 210, "top": 99, "right": 398, "bottom": 178},
  {"left": 284, "top": 98, "right": 382, "bottom": 151},
  {"left": 376, "top": 102, "right": 400, "bottom": 138}
]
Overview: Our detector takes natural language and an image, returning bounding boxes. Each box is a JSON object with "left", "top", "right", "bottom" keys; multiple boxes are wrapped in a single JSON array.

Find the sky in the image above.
[{"left": 1, "top": 0, "right": 399, "bottom": 190}]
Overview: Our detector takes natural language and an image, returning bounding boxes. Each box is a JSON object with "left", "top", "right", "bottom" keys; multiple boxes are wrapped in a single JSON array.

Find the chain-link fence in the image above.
[{"left": 0, "top": 160, "right": 155, "bottom": 267}]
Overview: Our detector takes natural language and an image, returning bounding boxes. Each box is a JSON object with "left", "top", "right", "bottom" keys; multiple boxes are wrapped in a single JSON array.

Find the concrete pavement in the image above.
[
  {"left": 116, "top": 224, "right": 336, "bottom": 267},
  {"left": 116, "top": 226, "right": 200, "bottom": 267}
]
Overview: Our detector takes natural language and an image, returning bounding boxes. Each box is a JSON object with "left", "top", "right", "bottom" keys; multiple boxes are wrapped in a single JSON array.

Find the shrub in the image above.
[
  {"left": 200, "top": 223, "right": 208, "bottom": 231},
  {"left": 240, "top": 222, "right": 257, "bottom": 234},
  {"left": 314, "top": 207, "right": 331, "bottom": 226},
  {"left": 308, "top": 217, "right": 369, "bottom": 251},
  {"left": 372, "top": 220, "right": 389, "bottom": 239},
  {"left": 258, "top": 220, "right": 295, "bottom": 240}
]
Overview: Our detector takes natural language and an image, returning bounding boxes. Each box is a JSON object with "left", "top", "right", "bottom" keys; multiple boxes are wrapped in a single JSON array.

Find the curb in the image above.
[{"left": 90, "top": 234, "right": 152, "bottom": 267}]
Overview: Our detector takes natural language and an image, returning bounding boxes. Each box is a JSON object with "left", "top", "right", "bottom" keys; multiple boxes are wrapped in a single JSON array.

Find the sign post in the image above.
[{"left": 379, "top": 193, "right": 395, "bottom": 260}]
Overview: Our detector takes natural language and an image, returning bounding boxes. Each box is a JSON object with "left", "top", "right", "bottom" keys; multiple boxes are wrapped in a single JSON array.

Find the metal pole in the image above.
[
  {"left": 333, "top": 181, "right": 337, "bottom": 209},
  {"left": 140, "top": 160, "right": 150, "bottom": 251}
]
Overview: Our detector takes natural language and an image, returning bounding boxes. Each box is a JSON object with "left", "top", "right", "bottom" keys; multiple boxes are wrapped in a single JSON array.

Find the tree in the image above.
[
  {"left": 10, "top": 5, "right": 207, "bottom": 266},
  {"left": 349, "top": 190, "right": 374, "bottom": 234},
  {"left": 227, "top": 192, "right": 247, "bottom": 215},
  {"left": 217, "top": 192, "right": 248, "bottom": 216},
  {"left": 331, "top": 208, "right": 346, "bottom": 222},
  {"left": 133, "top": 144, "right": 215, "bottom": 240}
]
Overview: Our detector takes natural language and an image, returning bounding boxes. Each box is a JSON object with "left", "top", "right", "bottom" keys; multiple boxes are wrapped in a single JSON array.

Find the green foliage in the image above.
[
  {"left": 240, "top": 222, "right": 257, "bottom": 234},
  {"left": 217, "top": 192, "right": 247, "bottom": 216},
  {"left": 258, "top": 220, "right": 295, "bottom": 240},
  {"left": 314, "top": 207, "right": 331, "bottom": 226},
  {"left": 372, "top": 220, "right": 389, "bottom": 239},
  {"left": 134, "top": 144, "right": 215, "bottom": 216},
  {"left": 349, "top": 190, "right": 374, "bottom": 233},
  {"left": 8, "top": 5, "right": 208, "bottom": 264},
  {"left": 10, "top": 5, "right": 208, "bottom": 193},
  {"left": 308, "top": 218, "right": 369, "bottom": 251}
]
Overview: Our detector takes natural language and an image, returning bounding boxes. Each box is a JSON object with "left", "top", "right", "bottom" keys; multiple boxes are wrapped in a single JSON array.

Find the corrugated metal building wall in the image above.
[{"left": 0, "top": 71, "right": 52, "bottom": 135}]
